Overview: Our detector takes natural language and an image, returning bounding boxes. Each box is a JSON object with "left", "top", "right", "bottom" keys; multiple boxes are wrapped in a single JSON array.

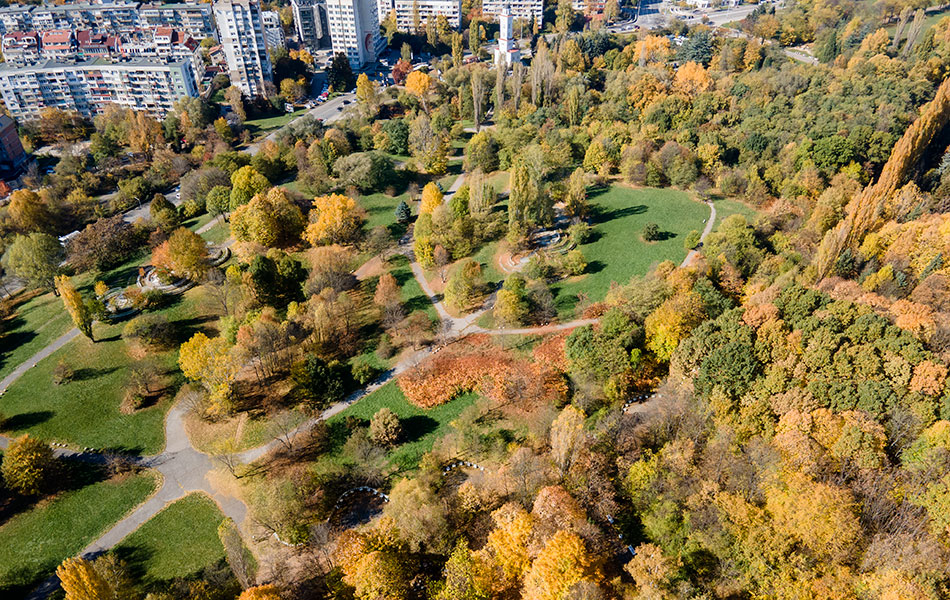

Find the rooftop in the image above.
[{"left": 0, "top": 56, "right": 189, "bottom": 72}]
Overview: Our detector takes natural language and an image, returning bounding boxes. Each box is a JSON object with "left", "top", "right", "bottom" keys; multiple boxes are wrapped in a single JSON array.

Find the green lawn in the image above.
[
  {"left": 0, "top": 287, "right": 211, "bottom": 454},
  {"left": 243, "top": 109, "right": 307, "bottom": 139},
  {"left": 386, "top": 254, "right": 437, "bottom": 322},
  {"left": 198, "top": 219, "right": 231, "bottom": 244},
  {"left": 886, "top": 8, "right": 950, "bottom": 37},
  {"left": 114, "top": 493, "right": 226, "bottom": 584},
  {"left": 552, "top": 185, "right": 708, "bottom": 317},
  {"left": 361, "top": 190, "right": 408, "bottom": 231},
  {"left": 0, "top": 472, "right": 158, "bottom": 596},
  {"left": 0, "top": 292, "right": 75, "bottom": 381},
  {"left": 328, "top": 381, "right": 477, "bottom": 471},
  {"left": 712, "top": 197, "right": 759, "bottom": 229}
]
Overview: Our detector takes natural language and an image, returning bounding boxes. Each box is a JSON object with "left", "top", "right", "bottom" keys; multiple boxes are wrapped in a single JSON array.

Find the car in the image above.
[
  {"left": 336, "top": 106, "right": 342, "bottom": 111},
  {"left": 342, "top": 100, "right": 350, "bottom": 105}
]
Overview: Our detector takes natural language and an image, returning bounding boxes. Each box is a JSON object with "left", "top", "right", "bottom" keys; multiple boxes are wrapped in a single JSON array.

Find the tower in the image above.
[{"left": 494, "top": 1, "right": 520, "bottom": 68}]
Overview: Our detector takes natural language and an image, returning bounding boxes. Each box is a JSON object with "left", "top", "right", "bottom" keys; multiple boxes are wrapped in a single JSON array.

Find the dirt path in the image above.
[{"left": 680, "top": 200, "right": 716, "bottom": 268}]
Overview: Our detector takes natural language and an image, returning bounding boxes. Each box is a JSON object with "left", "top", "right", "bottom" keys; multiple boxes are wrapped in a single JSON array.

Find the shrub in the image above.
[
  {"left": 352, "top": 361, "right": 380, "bottom": 386},
  {"left": 368, "top": 407, "right": 402, "bottom": 447},
  {"left": 643, "top": 223, "right": 661, "bottom": 241},
  {"left": 52, "top": 360, "right": 75, "bottom": 385},
  {"left": 568, "top": 222, "right": 592, "bottom": 246},
  {"left": 561, "top": 249, "right": 587, "bottom": 276},
  {"left": 123, "top": 314, "right": 176, "bottom": 350},
  {"left": 1, "top": 434, "right": 55, "bottom": 496},
  {"left": 684, "top": 229, "right": 702, "bottom": 250}
]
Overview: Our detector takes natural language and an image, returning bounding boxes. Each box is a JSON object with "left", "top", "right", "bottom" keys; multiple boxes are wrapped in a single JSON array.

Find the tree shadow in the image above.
[
  {"left": 653, "top": 230, "right": 677, "bottom": 242},
  {"left": 70, "top": 366, "right": 119, "bottom": 381},
  {"left": 592, "top": 204, "right": 647, "bottom": 225},
  {"left": 400, "top": 415, "right": 437, "bottom": 444},
  {"left": 404, "top": 294, "right": 433, "bottom": 313},
  {"left": 585, "top": 260, "right": 606, "bottom": 274},
  {"left": 173, "top": 315, "right": 219, "bottom": 343},
  {"left": 3, "top": 410, "right": 54, "bottom": 430},
  {"left": 0, "top": 328, "right": 37, "bottom": 355},
  {"left": 111, "top": 544, "right": 154, "bottom": 583}
]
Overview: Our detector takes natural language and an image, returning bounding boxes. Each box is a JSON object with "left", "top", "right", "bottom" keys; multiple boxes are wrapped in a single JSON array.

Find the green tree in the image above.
[
  {"left": 229, "top": 165, "right": 271, "bottom": 211},
  {"left": 3, "top": 233, "right": 63, "bottom": 291},
  {"left": 291, "top": 354, "right": 348, "bottom": 411},
  {"left": 444, "top": 258, "right": 483, "bottom": 312},
  {"left": 565, "top": 168, "right": 588, "bottom": 218},
  {"left": 328, "top": 52, "right": 356, "bottom": 91}
]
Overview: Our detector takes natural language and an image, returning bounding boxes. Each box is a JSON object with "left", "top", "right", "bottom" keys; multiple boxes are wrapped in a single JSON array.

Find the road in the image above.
[{"left": 246, "top": 92, "right": 356, "bottom": 155}]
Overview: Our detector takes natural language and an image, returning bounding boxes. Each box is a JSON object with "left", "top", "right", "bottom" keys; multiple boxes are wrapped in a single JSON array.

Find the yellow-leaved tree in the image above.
[
  {"left": 522, "top": 530, "right": 599, "bottom": 600},
  {"left": 419, "top": 182, "right": 444, "bottom": 214},
  {"left": 238, "top": 585, "right": 281, "bottom": 600},
  {"left": 304, "top": 193, "right": 367, "bottom": 246},
  {"left": 179, "top": 332, "right": 241, "bottom": 416},
  {"left": 56, "top": 557, "right": 114, "bottom": 600},
  {"left": 55, "top": 275, "right": 94, "bottom": 341},
  {"left": 230, "top": 187, "right": 305, "bottom": 248},
  {"left": 406, "top": 70, "right": 432, "bottom": 112}
]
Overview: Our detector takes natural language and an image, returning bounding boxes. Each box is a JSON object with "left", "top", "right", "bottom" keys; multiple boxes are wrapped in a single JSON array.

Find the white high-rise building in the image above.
[
  {"left": 482, "top": 0, "right": 542, "bottom": 27},
  {"left": 389, "top": 0, "right": 461, "bottom": 31},
  {"left": 291, "top": 0, "right": 329, "bottom": 51},
  {"left": 494, "top": 3, "right": 520, "bottom": 68},
  {"left": 261, "top": 10, "right": 286, "bottom": 50},
  {"left": 213, "top": 0, "right": 273, "bottom": 97},
  {"left": 325, "top": 0, "right": 385, "bottom": 71}
]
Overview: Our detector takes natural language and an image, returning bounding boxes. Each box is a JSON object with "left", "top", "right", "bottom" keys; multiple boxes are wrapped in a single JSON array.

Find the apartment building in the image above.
[
  {"left": 40, "top": 30, "right": 77, "bottom": 61},
  {"left": 325, "top": 0, "right": 385, "bottom": 71},
  {"left": 0, "top": 57, "right": 198, "bottom": 120},
  {"left": 1, "top": 31, "right": 40, "bottom": 64},
  {"left": 213, "top": 0, "right": 273, "bottom": 97},
  {"left": 0, "top": 115, "right": 27, "bottom": 177},
  {"left": 261, "top": 10, "right": 286, "bottom": 51},
  {"left": 123, "top": 27, "right": 204, "bottom": 83},
  {"left": 481, "top": 0, "right": 543, "bottom": 26},
  {"left": 572, "top": 0, "right": 606, "bottom": 16},
  {"left": 386, "top": 0, "right": 461, "bottom": 31},
  {"left": 0, "top": 6, "right": 33, "bottom": 35},
  {"left": 30, "top": 3, "right": 140, "bottom": 34},
  {"left": 138, "top": 3, "right": 217, "bottom": 40},
  {"left": 290, "top": 0, "right": 329, "bottom": 51},
  {"left": 76, "top": 30, "right": 121, "bottom": 59}
]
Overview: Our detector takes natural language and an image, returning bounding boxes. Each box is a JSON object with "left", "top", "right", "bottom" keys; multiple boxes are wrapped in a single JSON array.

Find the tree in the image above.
[
  {"left": 420, "top": 182, "right": 444, "bottom": 214},
  {"left": 451, "top": 32, "right": 464, "bottom": 67},
  {"left": 369, "top": 407, "right": 402, "bottom": 447},
  {"left": 556, "top": 0, "right": 575, "bottom": 33},
  {"left": 643, "top": 223, "right": 660, "bottom": 241},
  {"left": 229, "top": 165, "right": 271, "bottom": 211},
  {"left": 469, "top": 19, "right": 481, "bottom": 54},
  {"left": 444, "top": 259, "right": 482, "bottom": 312},
  {"left": 231, "top": 187, "right": 305, "bottom": 247},
  {"left": 494, "top": 274, "right": 530, "bottom": 326},
  {"left": 3, "top": 233, "right": 63, "bottom": 291},
  {"left": 523, "top": 530, "right": 598, "bottom": 600},
  {"left": 1, "top": 434, "right": 55, "bottom": 496},
  {"left": 395, "top": 200, "right": 412, "bottom": 223},
  {"left": 214, "top": 117, "right": 235, "bottom": 144},
  {"left": 327, "top": 52, "right": 355, "bottom": 91},
  {"left": 406, "top": 70, "right": 432, "bottom": 113},
  {"left": 392, "top": 58, "right": 412, "bottom": 85},
  {"left": 409, "top": 113, "right": 447, "bottom": 173},
  {"left": 550, "top": 405, "right": 585, "bottom": 474},
  {"left": 334, "top": 152, "right": 394, "bottom": 192},
  {"left": 374, "top": 271, "right": 404, "bottom": 326},
  {"left": 465, "top": 130, "right": 498, "bottom": 173},
  {"left": 305, "top": 193, "right": 367, "bottom": 245},
  {"left": 55, "top": 275, "right": 94, "bottom": 341},
  {"left": 224, "top": 85, "right": 246, "bottom": 122},
  {"left": 8, "top": 189, "right": 54, "bottom": 233},
  {"left": 153, "top": 227, "right": 209, "bottom": 281},
  {"left": 291, "top": 353, "right": 347, "bottom": 411},
  {"left": 439, "top": 539, "right": 489, "bottom": 600},
  {"left": 238, "top": 586, "right": 281, "bottom": 600},
  {"left": 673, "top": 61, "right": 713, "bottom": 96},
  {"left": 207, "top": 185, "right": 232, "bottom": 220},
  {"left": 219, "top": 518, "right": 254, "bottom": 589},
  {"left": 565, "top": 168, "right": 588, "bottom": 218},
  {"left": 383, "top": 478, "right": 451, "bottom": 553},
  {"left": 150, "top": 192, "right": 180, "bottom": 231},
  {"left": 356, "top": 72, "right": 378, "bottom": 111},
  {"left": 56, "top": 557, "right": 114, "bottom": 600},
  {"left": 179, "top": 332, "right": 241, "bottom": 416},
  {"left": 280, "top": 77, "right": 305, "bottom": 103},
  {"left": 471, "top": 65, "right": 487, "bottom": 130}
]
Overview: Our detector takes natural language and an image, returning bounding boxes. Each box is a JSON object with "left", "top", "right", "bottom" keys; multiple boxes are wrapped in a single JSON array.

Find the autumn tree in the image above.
[
  {"left": 152, "top": 227, "right": 210, "bottom": 281},
  {"left": 383, "top": 478, "right": 451, "bottom": 553},
  {"left": 231, "top": 187, "right": 305, "bottom": 248},
  {"left": 8, "top": 189, "right": 54, "bottom": 233},
  {"left": 1, "top": 434, "right": 55, "bottom": 496},
  {"left": 494, "top": 274, "right": 530, "bottom": 326},
  {"left": 305, "top": 193, "right": 367, "bottom": 245},
  {"left": 565, "top": 168, "right": 588, "bottom": 218},
  {"left": 523, "top": 530, "right": 599, "bottom": 600},
  {"left": 356, "top": 72, "right": 378, "bottom": 112},
  {"left": 369, "top": 407, "right": 402, "bottom": 447},
  {"left": 224, "top": 85, "right": 246, "bottom": 122},
  {"left": 3, "top": 233, "right": 63, "bottom": 291},
  {"left": 55, "top": 275, "right": 94, "bottom": 341},
  {"left": 420, "top": 182, "right": 444, "bottom": 214},
  {"left": 238, "top": 585, "right": 281, "bottom": 600},
  {"left": 219, "top": 518, "right": 254, "bottom": 589},
  {"left": 444, "top": 258, "right": 483, "bottom": 312},
  {"left": 57, "top": 557, "right": 114, "bottom": 600},
  {"left": 439, "top": 539, "right": 489, "bottom": 600},
  {"left": 406, "top": 70, "right": 432, "bottom": 113},
  {"left": 229, "top": 165, "right": 271, "bottom": 211},
  {"left": 550, "top": 405, "right": 585, "bottom": 474},
  {"left": 374, "top": 271, "right": 404, "bottom": 326},
  {"left": 645, "top": 291, "right": 705, "bottom": 361},
  {"left": 179, "top": 332, "right": 241, "bottom": 416}
]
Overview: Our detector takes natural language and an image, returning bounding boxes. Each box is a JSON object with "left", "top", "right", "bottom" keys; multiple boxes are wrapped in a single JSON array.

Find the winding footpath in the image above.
[{"left": 5, "top": 189, "right": 718, "bottom": 599}]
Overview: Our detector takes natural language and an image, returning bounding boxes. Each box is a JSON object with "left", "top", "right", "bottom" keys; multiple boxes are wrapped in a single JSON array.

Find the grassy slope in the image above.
[
  {"left": 712, "top": 197, "right": 759, "bottom": 229},
  {"left": 0, "top": 292, "right": 75, "bottom": 381},
  {"left": 114, "top": 493, "right": 226, "bottom": 584},
  {"left": 552, "top": 185, "right": 708, "bottom": 317},
  {"left": 386, "top": 254, "right": 438, "bottom": 322},
  {"left": 327, "top": 381, "right": 476, "bottom": 471},
  {"left": 0, "top": 287, "right": 211, "bottom": 454},
  {"left": 0, "top": 472, "right": 158, "bottom": 595}
]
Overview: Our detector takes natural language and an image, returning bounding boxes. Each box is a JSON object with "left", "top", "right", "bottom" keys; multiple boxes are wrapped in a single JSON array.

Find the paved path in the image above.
[
  {"left": 0, "top": 327, "right": 80, "bottom": 394},
  {"left": 680, "top": 200, "right": 716, "bottom": 268}
]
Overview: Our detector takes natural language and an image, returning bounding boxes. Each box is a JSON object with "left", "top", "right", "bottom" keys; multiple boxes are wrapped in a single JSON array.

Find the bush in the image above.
[
  {"left": 352, "top": 360, "right": 380, "bottom": 386},
  {"left": 123, "top": 314, "right": 177, "bottom": 350},
  {"left": 377, "top": 334, "right": 394, "bottom": 359},
  {"left": 1, "top": 434, "right": 55, "bottom": 496},
  {"left": 643, "top": 223, "right": 661, "bottom": 241},
  {"left": 568, "top": 222, "right": 592, "bottom": 246},
  {"left": 52, "top": 360, "right": 75, "bottom": 385},
  {"left": 524, "top": 254, "right": 557, "bottom": 281},
  {"left": 562, "top": 249, "right": 587, "bottom": 276},
  {"left": 684, "top": 229, "right": 702, "bottom": 250},
  {"left": 368, "top": 407, "right": 402, "bottom": 447}
]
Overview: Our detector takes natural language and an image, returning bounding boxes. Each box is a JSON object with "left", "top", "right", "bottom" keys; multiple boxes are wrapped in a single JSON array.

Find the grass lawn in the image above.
[
  {"left": 198, "top": 219, "right": 231, "bottom": 244},
  {"left": 243, "top": 109, "right": 307, "bottom": 139},
  {"left": 886, "top": 8, "right": 950, "bottom": 36},
  {"left": 0, "top": 472, "right": 158, "bottom": 596},
  {"left": 360, "top": 190, "right": 408, "bottom": 231},
  {"left": 386, "top": 254, "right": 437, "bottom": 322},
  {"left": 0, "top": 287, "right": 214, "bottom": 454},
  {"left": 487, "top": 170, "right": 510, "bottom": 194},
  {"left": 551, "top": 185, "right": 708, "bottom": 317},
  {"left": 0, "top": 291, "right": 75, "bottom": 381},
  {"left": 114, "top": 493, "right": 226, "bottom": 585},
  {"left": 183, "top": 213, "right": 214, "bottom": 233},
  {"left": 327, "top": 380, "right": 476, "bottom": 472},
  {"left": 712, "top": 197, "right": 759, "bottom": 228}
]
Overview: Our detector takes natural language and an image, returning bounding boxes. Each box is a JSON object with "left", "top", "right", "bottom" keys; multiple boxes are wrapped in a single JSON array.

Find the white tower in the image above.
[{"left": 494, "top": 1, "right": 520, "bottom": 68}]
